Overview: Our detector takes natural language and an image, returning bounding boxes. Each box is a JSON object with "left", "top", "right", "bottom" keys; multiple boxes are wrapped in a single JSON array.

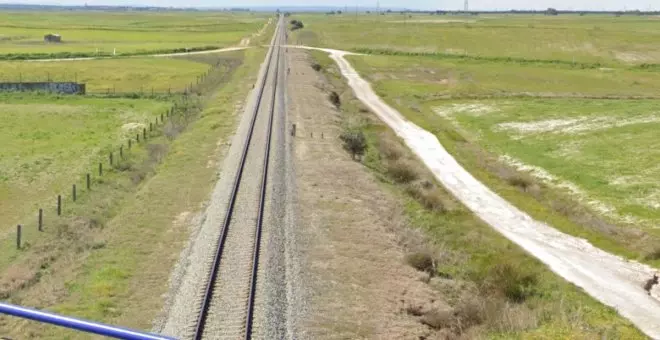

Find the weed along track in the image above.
[{"left": 192, "top": 17, "right": 285, "bottom": 340}]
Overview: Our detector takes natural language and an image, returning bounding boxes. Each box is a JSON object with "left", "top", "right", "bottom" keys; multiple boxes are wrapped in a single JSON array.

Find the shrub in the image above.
[
  {"left": 454, "top": 296, "right": 484, "bottom": 329},
  {"left": 644, "top": 247, "right": 660, "bottom": 261},
  {"left": 406, "top": 184, "right": 447, "bottom": 212},
  {"left": 339, "top": 129, "right": 368, "bottom": 160},
  {"left": 311, "top": 63, "right": 322, "bottom": 72},
  {"left": 290, "top": 20, "right": 304, "bottom": 30},
  {"left": 485, "top": 262, "right": 539, "bottom": 303},
  {"left": 421, "top": 309, "right": 454, "bottom": 330},
  {"left": 386, "top": 159, "right": 419, "bottom": 183},
  {"left": 329, "top": 91, "right": 341, "bottom": 108},
  {"left": 505, "top": 172, "right": 535, "bottom": 191},
  {"left": 378, "top": 138, "right": 403, "bottom": 160},
  {"left": 405, "top": 251, "right": 435, "bottom": 273}
]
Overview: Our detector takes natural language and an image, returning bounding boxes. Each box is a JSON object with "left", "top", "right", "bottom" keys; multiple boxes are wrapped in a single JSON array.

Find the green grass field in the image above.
[
  {"left": 293, "top": 13, "right": 660, "bottom": 65},
  {"left": 0, "top": 58, "right": 211, "bottom": 93},
  {"left": 431, "top": 98, "right": 660, "bottom": 224},
  {"left": 0, "top": 94, "right": 169, "bottom": 238},
  {"left": 0, "top": 11, "right": 268, "bottom": 56}
]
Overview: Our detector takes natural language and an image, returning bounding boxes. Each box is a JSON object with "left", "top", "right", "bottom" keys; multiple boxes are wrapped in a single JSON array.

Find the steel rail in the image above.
[
  {"left": 244, "top": 18, "right": 283, "bottom": 340},
  {"left": 192, "top": 16, "right": 282, "bottom": 340}
]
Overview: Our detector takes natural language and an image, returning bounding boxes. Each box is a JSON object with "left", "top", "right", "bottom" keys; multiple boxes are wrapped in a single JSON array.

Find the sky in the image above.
[{"left": 2, "top": 0, "right": 659, "bottom": 11}]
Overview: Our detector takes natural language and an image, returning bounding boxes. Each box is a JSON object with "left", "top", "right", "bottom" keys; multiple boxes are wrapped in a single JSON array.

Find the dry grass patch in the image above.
[{"left": 386, "top": 159, "right": 420, "bottom": 183}]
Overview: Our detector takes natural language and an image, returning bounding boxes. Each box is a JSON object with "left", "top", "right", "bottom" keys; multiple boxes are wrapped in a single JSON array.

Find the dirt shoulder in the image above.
[{"left": 287, "top": 49, "right": 445, "bottom": 339}]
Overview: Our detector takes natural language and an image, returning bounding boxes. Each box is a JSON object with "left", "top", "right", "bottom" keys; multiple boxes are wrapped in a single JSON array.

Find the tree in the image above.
[
  {"left": 546, "top": 7, "right": 558, "bottom": 16},
  {"left": 340, "top": 129, "right": 368, "bottom": 160},
  {"left": 290, "top": 19, "right": 304, "bottom": 30}
]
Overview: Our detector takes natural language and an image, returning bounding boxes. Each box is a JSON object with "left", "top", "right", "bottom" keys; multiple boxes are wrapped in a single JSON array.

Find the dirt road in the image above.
[{"left": 292, "top": 45, "right": 660, "bottom": 339}]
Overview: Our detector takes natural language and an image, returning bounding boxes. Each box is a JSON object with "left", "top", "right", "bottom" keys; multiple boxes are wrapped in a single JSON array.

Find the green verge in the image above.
[
  {"left": 0, "top": 47, "right": 265, "bottom": 339},
  {"left": 308, "top": 49, "right": 645, "bottom": 338}
]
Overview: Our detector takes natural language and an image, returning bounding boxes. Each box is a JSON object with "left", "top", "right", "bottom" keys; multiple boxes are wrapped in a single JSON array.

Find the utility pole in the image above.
[{"left": 377, "top": 0, "right": 380, "bottom": 20}]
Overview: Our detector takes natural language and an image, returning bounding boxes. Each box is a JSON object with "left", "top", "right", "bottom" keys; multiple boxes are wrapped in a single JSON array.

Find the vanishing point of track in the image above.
[{"left": 193, "top": 16, "right": 284, "bottom": 340}]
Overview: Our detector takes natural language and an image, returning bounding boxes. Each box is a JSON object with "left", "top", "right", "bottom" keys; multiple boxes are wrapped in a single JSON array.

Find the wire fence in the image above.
[{"left": 7, "top": 60, "right": 227, "bottom": 251}]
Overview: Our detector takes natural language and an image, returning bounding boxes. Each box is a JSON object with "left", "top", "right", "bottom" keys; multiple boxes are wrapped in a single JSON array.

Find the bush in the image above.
[
  {"left": 290, "top": 19, "right": 304, "bottom": 30},
  {"left": 405, "top": 251, "right": 435, "bottom": 273},
  {"left": 311, "top": 63, "right": 322, "bottom": 72},
  {"left": 485, "top": 262, "right": 539, "bottom": 303},
  {"left": 421, "top": 309, "right": 454, "bottom": 330},
  {"left": 406, "top": 183, "right": 447, "bottom": 212},
  {"left": 329, "top": 91, "right": 341, "bottom": 108},
  {"left": 378, "top": 138, "right": 403, "bottom": 160},
  {"left": 339, "top": 129, "right": 368, "bottom": 160},
  {"left": 386, "top": 159, "right": 419, "bottom": 183}
]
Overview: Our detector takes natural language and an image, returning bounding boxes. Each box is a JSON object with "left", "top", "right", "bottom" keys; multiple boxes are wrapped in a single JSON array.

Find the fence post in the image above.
[
  {"left": 149, "top": 122, "right": 153, "bottom": 132},
  {"left": 99, "top": 162, "right": 103, "bottom": 176},
  {"left": 86, "top": 173, "right": 91, "bottom": 190},
  {"left": 128, "top": 139, "right": 132, "bottom": 150},
  {"left": 109, "top": 152, "right": 113, "bottom": 166},
  {"left": 120, "top": 145, "right": 124, "bottom": 159},
  {"left": 161, "top": 113, "right": 164, "bottom": 122},
  {"left": 16, "top": 225, "right": 21, "bottom": 250},
  {"left": 136, "top": 133, "right": 140, "bottom": 143},
  {"left": 57, "top": 195, "right": 62, "bottom": 216},
  {"left": 38, "top": 208, "right": 43, "bottom": 232},
  {"left": 143, "top": 128, "right": 147, "bottom": 140},
  {"left": 72, "top": 184, "right": 77, "bottom": 202}
]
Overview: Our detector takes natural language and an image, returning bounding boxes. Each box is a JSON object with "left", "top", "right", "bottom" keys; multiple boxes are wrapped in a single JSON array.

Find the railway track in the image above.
[{"left": 192, "top": 16, "right": 285, "bottom": 340}]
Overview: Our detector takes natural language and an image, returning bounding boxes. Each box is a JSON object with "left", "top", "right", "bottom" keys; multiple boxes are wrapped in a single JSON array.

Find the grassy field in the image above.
[
  {"left": 0, "top": 58, "right": 211, "bottom": 93},
  {"left": 347, "top": 54, "right": 660, "bottom": 98},
  {"left": 310, "top": 49, "right": 645, "bottom": 339},
  {"left": 0, "top": 11, "right": 268, "bottom": 56},
  {"left": 431, "top": 98, "right": 660, "bottom": 224},
  {"left": 292, "top": 13, "right": 660, "bottom": 65},
  {"left": 0, "top": 94, "right": 169, "bottom": 241}
]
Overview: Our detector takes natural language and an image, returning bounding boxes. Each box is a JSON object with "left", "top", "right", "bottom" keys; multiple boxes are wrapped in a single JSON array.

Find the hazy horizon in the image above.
[{"left": 1, "top": 0, "right": 658, "bottom": 11}]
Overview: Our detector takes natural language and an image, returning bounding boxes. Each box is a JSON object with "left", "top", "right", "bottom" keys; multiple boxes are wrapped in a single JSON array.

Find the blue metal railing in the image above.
[{"left": 0, "top": 302, "right": 176, "bottom": 340}]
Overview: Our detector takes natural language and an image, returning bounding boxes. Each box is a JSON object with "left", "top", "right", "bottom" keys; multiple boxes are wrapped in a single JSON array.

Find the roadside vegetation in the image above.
[{"left": 308, "top": 49, "right": 645, "bottom": 339}]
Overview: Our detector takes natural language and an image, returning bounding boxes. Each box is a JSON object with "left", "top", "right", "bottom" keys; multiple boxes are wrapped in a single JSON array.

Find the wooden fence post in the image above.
[
  {"left": 87, "top": 173, "right": 91, "bottom": 190},
  {"left": 143, "top": 128, "right": 147, "bottom": 140},
  {"left": 136, "top": 133, "right": 140, "bottom": 143},
  {"left": 38, "top": 208, "right": 43, "bottom": 232},
  {"left": 72, "top": 184, "right": 77, "bottom": 202},
  {"left": 128, "top": 139, "right": 132, "bottom": 150},
  {"left": 120, "top": 145, "right": 124, "bottom": 159},
  {"left": 16, "top": 225, "right": 21, "bottom": 249},
  {"left": 99, "top": 162, "right": 103, "bottom": 176},
  {"left": 109, "top": 152, "right": 113, "bottom": 166},
  {"left": 57, "top": 195, "right": 62, "bottom": 216}
]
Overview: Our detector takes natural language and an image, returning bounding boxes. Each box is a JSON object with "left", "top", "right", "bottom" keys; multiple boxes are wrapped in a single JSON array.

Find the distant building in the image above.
[{"left": 44, "top": 33, "right": 62, "bottom": 43}]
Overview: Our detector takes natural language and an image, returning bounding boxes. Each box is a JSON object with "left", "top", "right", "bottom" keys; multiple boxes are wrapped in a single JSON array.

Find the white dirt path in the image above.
[
  {"left": 22, "top": 47, "right": 249, "bottom": 63},
  {"left": 290, "top": 45, "right": 660, "bottom": 339}
]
